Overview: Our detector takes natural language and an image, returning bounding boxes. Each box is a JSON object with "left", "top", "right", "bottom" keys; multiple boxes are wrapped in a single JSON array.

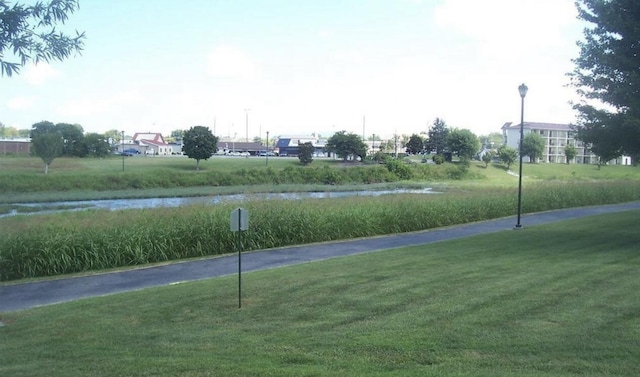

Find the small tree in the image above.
[
  {"left": 481, "top": 150, "right": 494, "bottom": 168},
  {"left": 31, "top": 130, "right": 63, "bottom": 174},
  {"left": 564, "top": 144, "right": 577, "bottom": 164},
  {"left": 447, "top": 128, "right": 480, "bottom": 161},
  {"left": 522, "top": 133, "right": 545, "bottom": 163},
  {"left": 297, "top": 142, "right": 314, "bottom": 165},
  {"left": 30, "top": 121, "right": 64, "bottom": 173},
  {"left": 498, "top": 145, "right": 518, "bottom": 170},
  {"left": 1, "top": 0, "right": 85, "bottom": 76},
  {"left": 182, "top": 126, "right": 218, "bottom": 170},
  {"left": 324, "top": 131, "right": 368, "bottom": 162},
  {"left": 405, "top": 134, "right": 424, "bottom": 155}
]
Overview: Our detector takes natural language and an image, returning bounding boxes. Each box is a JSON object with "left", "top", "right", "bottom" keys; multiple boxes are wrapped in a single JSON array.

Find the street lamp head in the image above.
[{"left": 518, "top": 83, "right": 528, "bottom": 98}]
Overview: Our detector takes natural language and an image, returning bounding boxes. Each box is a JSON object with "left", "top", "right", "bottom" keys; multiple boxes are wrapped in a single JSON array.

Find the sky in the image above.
[{"left": 1, "top": 0, "right": 587, "bottom": 140}]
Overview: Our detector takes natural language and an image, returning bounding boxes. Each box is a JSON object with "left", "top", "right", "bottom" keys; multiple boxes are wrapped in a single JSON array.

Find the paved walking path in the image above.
[{"left": 2, "top": 202, "right": 640, "bottom": 313}]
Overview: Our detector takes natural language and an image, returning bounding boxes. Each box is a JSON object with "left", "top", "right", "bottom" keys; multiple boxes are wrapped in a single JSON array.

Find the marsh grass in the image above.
[
  {"left": 1, "top": 211, "right": 639, "bottom": 376},
  {"left": 1, "top": 180, "right": 639, "bottom": 281}
]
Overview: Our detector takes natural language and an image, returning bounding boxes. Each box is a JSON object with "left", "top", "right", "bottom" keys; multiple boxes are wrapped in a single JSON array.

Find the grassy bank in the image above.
[
  {"left": 0, "top": 156, "right": 473, "bottom": 198},
  {"left": 1, "top": 211, "right": 639, "bottom": 376},
  {"left": 3, "top": 156, "right": 637, "bottom": 202},
  {"left": 2, "top": 181, "right": 639, "bottom": 281}
]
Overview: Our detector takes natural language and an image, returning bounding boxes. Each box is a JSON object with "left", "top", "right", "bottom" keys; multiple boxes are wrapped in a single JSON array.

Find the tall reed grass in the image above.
[{"left": 1, "top": 181, "right": 639, "bottom": 281}]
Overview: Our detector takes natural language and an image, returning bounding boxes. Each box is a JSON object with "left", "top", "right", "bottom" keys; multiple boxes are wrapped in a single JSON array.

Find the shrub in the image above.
[{"left": 432, "top": 154, "right": 445, "bottom": 164}]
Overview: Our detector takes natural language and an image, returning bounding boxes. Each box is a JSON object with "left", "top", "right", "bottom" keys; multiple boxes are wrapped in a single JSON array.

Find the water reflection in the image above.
[{"left": 3, "top": 188, "right": 437, "bottom": 218}]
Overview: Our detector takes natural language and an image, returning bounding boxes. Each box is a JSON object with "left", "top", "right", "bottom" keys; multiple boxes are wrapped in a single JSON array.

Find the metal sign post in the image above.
[{"left": 230, "top": 208, "right": 249, "bottom": 308}]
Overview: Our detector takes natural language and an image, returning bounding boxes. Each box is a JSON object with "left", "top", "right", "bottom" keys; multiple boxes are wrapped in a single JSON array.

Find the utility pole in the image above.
[{"left": 244, "top": 109, "right": 250, "bottom": 143}]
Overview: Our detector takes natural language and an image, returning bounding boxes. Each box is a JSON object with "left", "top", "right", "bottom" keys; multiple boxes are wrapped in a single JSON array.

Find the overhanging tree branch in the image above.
[{"left": 0, "top": 0, "right": 85, "bottom": 76}]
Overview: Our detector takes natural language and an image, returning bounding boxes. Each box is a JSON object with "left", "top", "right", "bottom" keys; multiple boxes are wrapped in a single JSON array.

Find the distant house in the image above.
[{"left": 132, "top": 132, "right": 171, "bottom": 155}]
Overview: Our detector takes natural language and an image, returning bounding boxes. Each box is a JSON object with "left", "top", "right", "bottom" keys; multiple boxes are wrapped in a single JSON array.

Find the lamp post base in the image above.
[{"left": 513, "top": 224, "right": 524, "bottom": 230}]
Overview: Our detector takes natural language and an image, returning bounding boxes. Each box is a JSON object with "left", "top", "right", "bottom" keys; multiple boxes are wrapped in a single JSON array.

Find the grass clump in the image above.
[{"left": 1, "top": 211, "right": 639, "bottom": 376}]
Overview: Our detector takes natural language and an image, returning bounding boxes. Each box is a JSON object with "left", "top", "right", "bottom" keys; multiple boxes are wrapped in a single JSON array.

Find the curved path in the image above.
[{"left": 2, "top": 202, "right": 640, "bottom": 313}]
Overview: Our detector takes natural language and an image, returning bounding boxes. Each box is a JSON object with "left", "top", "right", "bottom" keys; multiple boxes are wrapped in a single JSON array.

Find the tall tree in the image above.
[
  {"left": 405, "top": 134, "right": 424, "bottom": 155},
  {"left": 30, "top": 120, "right": 56, "bottom": 137},
  {"left": 0, "top": 0, "right": 85, "bottom": 76},
  {"left": 447, "top": 128, "right": 480, "bottom": 161},
  {"left": 569, "top": 0, "right": 640, "bottom": 163},
  {"left": 82, "top": 133, "right": 110, "bottom": 157},
  {"left": 170, "top": 129, "right": 184, "bottom": 141},
  {"left": 104, "top": 129, "right": 122, "bottom": 144},
  {"left": 324, "top": 131, "right": 368, "bottom": 162},
  {"left": 55, "top": 122, "right": 84, "bottom": 156},
  {"left": 30, "top": 122, "right": 63, "bottom": 173},
  {"left": 521, "top": 133, "right": 545, "bottom": 163},
  {"left": 182, "top": 126, "right": 218, "bottom": 170},
  {"left": 426, "top": 118, "right": 449, "bottom": 154}
]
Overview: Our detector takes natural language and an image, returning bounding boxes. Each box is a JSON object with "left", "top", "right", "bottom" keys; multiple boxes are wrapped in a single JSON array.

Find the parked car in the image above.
[{"left": 121, "top": 148, "right": 139, "bottom": 156}]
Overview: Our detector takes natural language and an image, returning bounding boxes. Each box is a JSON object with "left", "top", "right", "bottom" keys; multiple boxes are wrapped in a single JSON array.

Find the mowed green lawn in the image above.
[
  {"left": 0, "top": 154, "right": 319, "bottom": 174},
  {"left": 1, "top": 211, "right": 640, "bottom": 377}
]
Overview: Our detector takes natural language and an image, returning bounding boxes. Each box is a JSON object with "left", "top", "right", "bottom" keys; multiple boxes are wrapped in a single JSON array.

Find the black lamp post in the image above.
[
  {"left": 515, "top": 83, "right": 528, "bottom": 229},
  {"left": 121, "top": 130, "right": 125, "bottom": 172},
  {"left": 265, "top": 130, "right": 269, "bottom": 166}
]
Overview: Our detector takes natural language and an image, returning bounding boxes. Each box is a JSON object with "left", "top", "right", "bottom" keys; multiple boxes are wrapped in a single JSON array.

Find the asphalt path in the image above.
[{"left": 2, "top": 202, "right": 639, "bottom": 313}]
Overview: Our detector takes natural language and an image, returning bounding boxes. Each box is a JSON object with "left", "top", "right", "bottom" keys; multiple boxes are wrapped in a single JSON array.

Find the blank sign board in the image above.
[{"left": 230, "top": 207, "right": 249, "bottom": 232}]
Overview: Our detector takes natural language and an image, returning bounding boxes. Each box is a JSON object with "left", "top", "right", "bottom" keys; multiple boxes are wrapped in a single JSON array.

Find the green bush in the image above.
[{"left": 432, "top": 154, "right": 445, "bottom": 164}]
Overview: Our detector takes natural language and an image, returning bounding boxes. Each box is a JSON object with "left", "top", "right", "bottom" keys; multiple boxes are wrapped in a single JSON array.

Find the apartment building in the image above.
[{"left": 501, "top": 122, "right": 598, "bottom": 164}]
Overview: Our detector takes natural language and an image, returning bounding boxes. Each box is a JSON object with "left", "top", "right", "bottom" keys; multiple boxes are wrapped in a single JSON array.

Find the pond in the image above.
[{"left": 2, "top": 188, "right": 439, "bottom": 218}]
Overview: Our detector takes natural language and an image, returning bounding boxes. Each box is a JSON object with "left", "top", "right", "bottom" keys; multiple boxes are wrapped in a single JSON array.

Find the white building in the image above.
[{"left": 502, "top": 122, "right": 599, "bottom": 164}]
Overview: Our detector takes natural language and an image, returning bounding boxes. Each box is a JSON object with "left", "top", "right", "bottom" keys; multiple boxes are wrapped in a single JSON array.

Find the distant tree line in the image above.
[{"left": 399, "top": 118, "right": 481, "bottom": 163}]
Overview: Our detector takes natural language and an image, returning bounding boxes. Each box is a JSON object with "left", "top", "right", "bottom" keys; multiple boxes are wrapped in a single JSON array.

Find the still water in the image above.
[{"left": 4, "top": 188, "right": 438, "bottom": 218}]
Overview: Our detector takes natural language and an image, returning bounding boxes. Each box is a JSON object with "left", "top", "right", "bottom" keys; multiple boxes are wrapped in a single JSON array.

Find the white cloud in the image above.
[
  {"left": 56, "top": 89, "right": 143, "bottom": 117},
  {"left": 22, "top": 62, "right": 60, "bottom": 85},
  {"left": 433, "top": 0, "right": 579, "bottom": 53},
  {"left": 206, "top": 45, "right": 257, "bottom": 79},
  {"left": 7, "top": 96, "right": 36, "bottom": 110},
  {"left": 318, "top": 29, "right": 335, "bottom": 39}
]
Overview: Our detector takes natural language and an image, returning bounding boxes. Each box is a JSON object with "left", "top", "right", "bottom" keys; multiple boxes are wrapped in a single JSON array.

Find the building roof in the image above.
[
  {"left": 133, "top": 132, "right": 167, "bottom": 145},
  {"left": 275, "top": 135, "right": 325, "bottom": 148},
  {"left": 503, "top": 122, "right": 571, "bottom": 131}
]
